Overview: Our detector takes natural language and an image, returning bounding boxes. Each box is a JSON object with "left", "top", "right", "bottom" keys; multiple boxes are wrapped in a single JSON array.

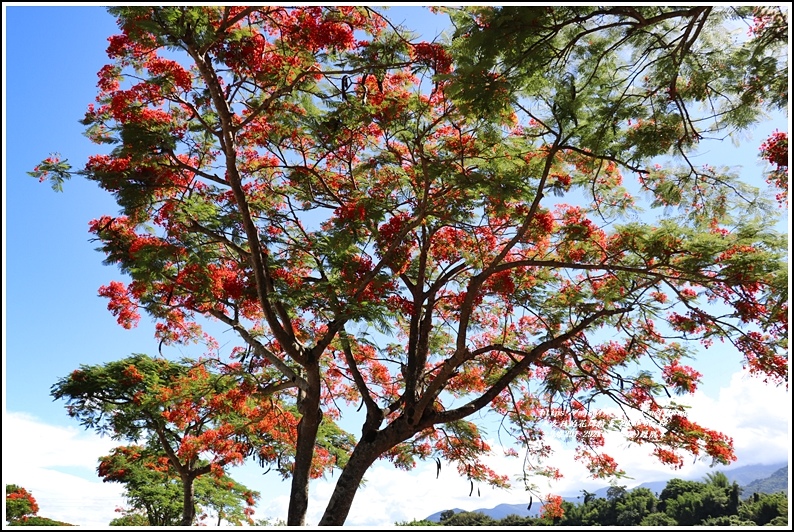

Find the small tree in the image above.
[
  {"left": 100, "top": 445, "right": 183, "bottom": 526},
  {"left": 659, "top": 476, "right": 735, "bottom": 525},
  {"left": 52, "top": 354, "right": 290, "bottom": 525},
  {"left": 614, "top": 488, "right": 657, "bottom": 526},
  {"left": 109, "top": 511, "right": 150, "bottom": 526},
  {"left": 5, "top": 485, "right": 72, "bottom": 526},
  {"left": 99, "top": 443, "right": 259, "bottom": 525},
  {"left": 5, "top": 485, "right": 38, "bottom": 523},
  {"left": 195, "top": 474, "right": 260, "bottom": 526}
]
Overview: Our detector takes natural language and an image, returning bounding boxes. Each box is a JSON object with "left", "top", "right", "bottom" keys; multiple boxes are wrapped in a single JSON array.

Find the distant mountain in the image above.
[
  {"left": 423, "top": 504, "right": 532, "bottom": 522},
  {"left": 722, "top": 462, "right": 788, "bottom": 486},
  {"left": 422, "top": 461, "right": 788, "bottom": 523},
  {"left": 587, "top": 462, "right": 789, "bottom": 498},
  {"left": 742, "top": 466, "right": 788, "bottom": 496},
  {"left": 473, "top": 503, "right": 536, "bottom": 520},
  {"left": 423, "top": 500, "right": 577, "bottom": 521},
  {"left": 423, "top": 508, "right": 467, "bottom": 522},
  {"left": 587, "top": 480, "right": 670, "bottom": 499}
]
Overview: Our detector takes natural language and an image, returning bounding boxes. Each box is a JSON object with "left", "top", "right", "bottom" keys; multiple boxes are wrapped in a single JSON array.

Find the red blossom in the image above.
[
  {"left": 654, "top": 447, "right": 684, "bottom": 468},
  {"left": 759, "top": 130, "right": 788, "bottom": 204},
  {"left": 412, "top": 41, "right": 453, "bottom": 74},
  {"left": 122, "top": 364, "right": 145, "bottom": 385},
  {"left": 98, "top": 281, "right": 140, "bottom": 329},
  {"left": 147, "top": 57, "right": 193, "bottom": 92},
  {"left": 662, "top": 360, "right": 702, "bottom": 393},
  {"left": 7, "top": 487, "right": 40, "bottom": 516},
  {"left": 541, "top": 494, "right": 564, "bottom": 520}
]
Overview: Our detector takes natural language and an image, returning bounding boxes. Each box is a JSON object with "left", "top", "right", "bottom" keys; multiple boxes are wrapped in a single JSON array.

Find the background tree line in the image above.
[{"left": 399, "top": 471, "right": 788, "bottom": 526}]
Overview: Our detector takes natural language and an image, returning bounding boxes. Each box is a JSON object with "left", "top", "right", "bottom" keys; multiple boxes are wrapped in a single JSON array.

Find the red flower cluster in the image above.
[
  {"left": 749, "top": 7, "right": 786, "bottom": 37},
  {"left": 276, "top": 7, "right": 359, "bottom": 52},
  {"left": 98, "top": 281, "right": 141, "bottom": 329},
  {"left": 541, "top": 494, "right": 564, "bottom": 520},
  {"left": 377, "top": 212, "right": 415, "bottom": 275},
  {"left": 664, "top": 414, "right": 736, "bottom": 465},
  {"left": 760, "top": 130, "right": 788, "bottom": 168},
  {"left": 7, "top": 487, "right": 40, "bottom": 515},
  {"left": 662, "top": 360, "right": 702, "bottom": 393},
  {"left": 412, "top": 42, "right": 453, "bottom": 74},
  {"left": 147, "top": 57, "right": 192, "bottom": 92},
  {"left": 759, "top": 130, "right": 788, "bottom": 203}
]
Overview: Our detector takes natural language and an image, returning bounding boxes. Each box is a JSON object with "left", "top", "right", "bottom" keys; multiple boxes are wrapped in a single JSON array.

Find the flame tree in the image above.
[
  {"left": 5, "top": 485, "right": 72, "bottom": 526},
  {"left": 51, "top": 354, "right": 350, "bottom": 525},
  {"left": 33, "top": 6, "right": 787, "bottom": 525},
  {"left": 98, "top": 443, "right": 259, "bottom": 526}
]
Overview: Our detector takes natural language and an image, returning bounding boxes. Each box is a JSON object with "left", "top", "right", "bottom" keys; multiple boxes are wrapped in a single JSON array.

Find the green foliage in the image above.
[
  {"left": 701, "top": 514, "right": 757, "bottom": 526},
  {"left": 614, "top": 487, "right": 657, "bottom": 525},
  {"left": 726, "top": 7, "right": 788, "bottom": 111},
  {"left": 560, "top": 495, "right": 618, "bottom": 526},
  {"left": 99, "top": 445, "right": 183, "bottom": 526},
  {"left": 315, "top": 418, "right": 357, "bottom": 472},
  {"left": 639, "top": 512, "right": 678, "bottom": 526},
  {"left": 100, "top": 442, "right": 259, "bottom": 526},
  {"left": 439, "top": 510, "right": 496, "bottom": 526},
  {"left": 109, "top": 512, "right": 151, "bottom": 526},
  {"left": 664, "top": 485, "right": 731, "bottom": 526},
  {"left": 195, "top": 474, "right": 260, "bottom": 526},
  {"left": 51, "top": 354, "right": 185, "bottom": 440},
  {"left": 446, "top": 6, "right": 785, "bottom": 157},
  {"left": 496, "top": 514, "right": 540, "bottom": 526},
  {"left": 52, "top": 354, "right": 270, "bottom": 526},
  {"left": 26, "top": 154, "right": 72, "bottom": 192},
  {"left": 657, "top": 476, "right": 787, "bottom": 527},
  {"left": 739, "top": 491, "right": 788, "bottom": 526}
]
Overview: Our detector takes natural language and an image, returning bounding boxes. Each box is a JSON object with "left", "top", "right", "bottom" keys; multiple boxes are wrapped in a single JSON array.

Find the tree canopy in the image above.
[
  {"left": 98, "top": 443, "right": 259, "bottom": 526},
  {"left": 34, "top": 6, "right": 788, "bottom": 525}
]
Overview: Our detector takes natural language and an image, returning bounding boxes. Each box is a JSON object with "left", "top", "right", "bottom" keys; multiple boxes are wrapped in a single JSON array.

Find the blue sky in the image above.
[{"left": 2, "top": 4, "right": 790, "bottom": 527}]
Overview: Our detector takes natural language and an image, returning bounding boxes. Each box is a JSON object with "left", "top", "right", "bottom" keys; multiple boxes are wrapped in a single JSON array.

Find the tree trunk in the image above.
[
  {"left": 318, "top": 434, "right": 395, "bottom": 525},
  {"left": 181, "top": 474, "right": 196, "bottom": 526},
  {"left": 287, "top": 365, "right": 323, "bottom": 525}
]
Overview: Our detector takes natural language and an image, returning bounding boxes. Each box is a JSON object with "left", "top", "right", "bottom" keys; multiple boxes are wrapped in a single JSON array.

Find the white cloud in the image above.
[
  {"left": 2, "top": 412, "right": 125, "bottom": 527},
  {"left": 3, "top": 369, "right": 788, "bottom": 527},
  {"left": 686, "top": 371, "right": 790, "bottom": 464}
]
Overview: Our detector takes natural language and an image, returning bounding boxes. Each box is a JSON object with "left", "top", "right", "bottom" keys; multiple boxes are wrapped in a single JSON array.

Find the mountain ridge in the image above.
[{"left": 742, "top": 465, "right": 788, "bottom": 496}]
